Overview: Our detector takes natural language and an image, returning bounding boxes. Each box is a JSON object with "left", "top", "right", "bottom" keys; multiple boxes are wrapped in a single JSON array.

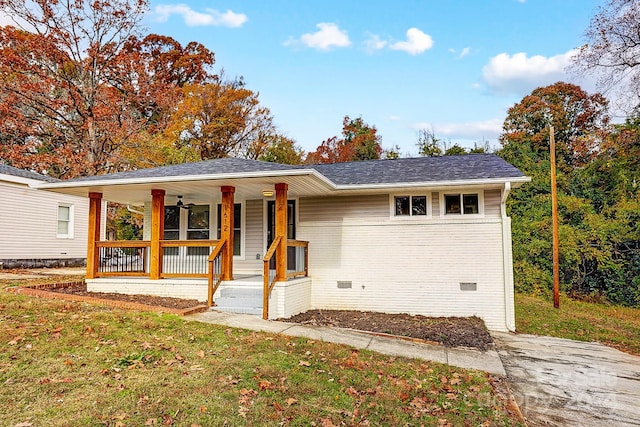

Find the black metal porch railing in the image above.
[{"left": 97, "top": 242, "right": 149, "bottom": 275}]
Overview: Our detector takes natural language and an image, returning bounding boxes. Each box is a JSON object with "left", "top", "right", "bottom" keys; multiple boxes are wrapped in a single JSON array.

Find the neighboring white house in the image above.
[
  {"left": 0, "top": 164, "right": 89, "bottom": 268},
  {"left": 36, "top": 155, "right": 530, "bottom": 331}
]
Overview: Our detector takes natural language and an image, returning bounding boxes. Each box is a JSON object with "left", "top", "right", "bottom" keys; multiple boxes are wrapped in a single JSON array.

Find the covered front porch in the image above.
[{"left": 84, "top": 180, "right": 313, "bottom": 319}]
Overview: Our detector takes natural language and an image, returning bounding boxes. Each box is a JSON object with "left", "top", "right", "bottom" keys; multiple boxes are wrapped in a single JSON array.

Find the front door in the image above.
[{"left": 267, "top": 200, "right": 296, "bottom": 270}]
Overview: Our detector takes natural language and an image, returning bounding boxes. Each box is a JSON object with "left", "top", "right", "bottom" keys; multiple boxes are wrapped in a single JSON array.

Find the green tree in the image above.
[
  {"left": 259, "top": 135, "right": 304, "bottom": 165},
  {"left": 443, "top": 144, "right": 468, "bottom": 156},
  {"left": 383, "top": 145, "right": 402, "bottom": 159},
  {"left": 495, "top": 82, "right": 640, "bottom": 304},
  {"left": 416, "top": 128, "right": 442, "bottom": 157}
]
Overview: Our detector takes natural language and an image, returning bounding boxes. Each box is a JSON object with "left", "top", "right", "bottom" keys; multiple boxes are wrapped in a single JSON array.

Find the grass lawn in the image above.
[
  {"left": 1, "top": 276, "right": 522, "bottom": 426},
  {"left": 515, "top": 292, "right": 640, "bottom": 356}
]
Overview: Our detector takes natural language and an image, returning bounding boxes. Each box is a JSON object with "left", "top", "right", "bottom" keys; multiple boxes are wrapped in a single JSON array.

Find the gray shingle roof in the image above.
[
  {"left": 64, "top": 157, "right": 300, "bottom": 183},
  {"left": 52, "top": 154, "right": 525, "bottom": 186},
  {"left": 305, "top": 154, "right": 525, "bottom": 185},
  {"left": 0, "top": 164, "right": 59, "bottom": 182}
]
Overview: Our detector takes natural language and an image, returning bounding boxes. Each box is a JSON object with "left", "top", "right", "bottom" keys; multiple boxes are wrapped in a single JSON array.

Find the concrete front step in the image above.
[{"left": 214, "top": 286, "right": 263, "bottom": 316}]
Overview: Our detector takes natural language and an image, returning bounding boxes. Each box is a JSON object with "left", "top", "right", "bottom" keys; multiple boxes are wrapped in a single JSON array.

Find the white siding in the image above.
[
  {"left": 300, "top": 195, "right": 388, "bottom": 222},
  {"left": 0, "top": 181, "right": 88, "bottom": 260},
  {"left": 298, "top": 216, "right": 511, "bottom": 331},
  {"left": 234, "top": 199, "right": 263, "bottom": 273},
  {"left": 142, "top": 201, "right": 152, "bottom": 241},
  {"left": 431, "top": 192, "right": 440, "bottom": 218},
  {"left": 484, "top": 189, "right": 501, "bottom": 217}
]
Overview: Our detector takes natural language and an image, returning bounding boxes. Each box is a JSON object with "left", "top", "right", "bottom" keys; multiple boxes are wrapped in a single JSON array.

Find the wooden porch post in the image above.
[
  {"left": 275, "top": 183, "right": 288, "bottom": 281},
  {"left": 150, "top": 189, "right": 165, "bottom": 280},
  {"left": 86, "top": 192, "right": 102, "bottom": 279},
  {"left": 221, "top": 186, "right": 235, "bottom": 281}
]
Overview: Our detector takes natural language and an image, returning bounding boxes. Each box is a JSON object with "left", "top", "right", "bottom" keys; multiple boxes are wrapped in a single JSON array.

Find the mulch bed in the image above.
[
  {"left": 39, "top": 282, "right": 494, "bottom": 351},
  {"left": 283, "top": 310, "right": 494, "bottom": 351},
  {"left": 43, "top": 282, "right": 203, "bottom": 310}
]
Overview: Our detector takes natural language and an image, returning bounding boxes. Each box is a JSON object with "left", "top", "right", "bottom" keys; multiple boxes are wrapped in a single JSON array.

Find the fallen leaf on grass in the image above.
[
  {"left": 258, "top": 380, "right": 274, "bottom": 390},
  {"left": 238, "top": 406, "right": 249, "bottom": 418},
  {"left": 298, "top": 360, "right": 310, "bottom": 367},
  {"left": 319, "top": 417, "right": 337, "bottom": 427},
  {"left": 285, "top": 398, "right": 298, "bottom": 406},
  {"left": 8, "top": 336, "right": 24, "bottom": 345}
]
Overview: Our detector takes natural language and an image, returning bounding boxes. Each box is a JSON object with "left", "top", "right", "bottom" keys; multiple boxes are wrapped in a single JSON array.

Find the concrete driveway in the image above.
[{"left": 492, "top": 332, "right": 640, "bottom": 426}]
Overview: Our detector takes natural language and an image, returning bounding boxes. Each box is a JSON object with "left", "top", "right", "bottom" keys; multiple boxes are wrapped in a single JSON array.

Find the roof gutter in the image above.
[
  {"left": 33, "top": 168, "right": 337, "bottom": 191},
  {"left": 332, "top": 176, "right": 531, "bottom": 192}
]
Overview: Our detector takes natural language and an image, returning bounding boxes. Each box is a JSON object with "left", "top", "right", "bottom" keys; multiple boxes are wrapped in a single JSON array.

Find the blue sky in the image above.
[{"left": 5, "top": 1, "right": 606, "bottom": 156}]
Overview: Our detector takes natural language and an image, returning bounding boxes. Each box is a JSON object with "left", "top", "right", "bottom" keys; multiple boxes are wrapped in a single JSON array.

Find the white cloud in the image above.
[
  {"left": 413, "top": 118, "right": 504, "bottom": 141},
  {"left": 389, "top": 28, "right": 434, "bottom": 55},
  {"left": 449, "top": 46, "right": 471, "bottom": 59},
  {"left": 482, "top": 49, "right": 577, "bottom": 95},
  {"left": 154, "top": 4, "right": 247, "bottom": 27},
  {"left": 287, "top": 22, "right": 351, "bottom": 51},
  {"left": 363, "top": 33, "right": 387, "bottom": 53}
]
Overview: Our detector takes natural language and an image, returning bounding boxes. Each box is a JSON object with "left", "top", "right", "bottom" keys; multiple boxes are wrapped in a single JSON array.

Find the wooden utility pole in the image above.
[{"left": 550, "top": 126, "right": 560, "bottom": 308}]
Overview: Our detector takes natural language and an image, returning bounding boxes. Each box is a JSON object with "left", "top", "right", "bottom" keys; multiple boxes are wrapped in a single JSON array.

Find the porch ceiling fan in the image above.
[{"left": 176, "top": 195, "right": 194, "bottom": 210}]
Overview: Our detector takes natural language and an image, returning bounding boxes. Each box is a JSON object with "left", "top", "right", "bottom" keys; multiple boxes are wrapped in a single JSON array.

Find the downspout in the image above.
[
  {"left": 501, "top": 182, "right": 516, "bottom": 331},
  {"left": 500, "top": 182, "right": 510, "bottom": 216}
]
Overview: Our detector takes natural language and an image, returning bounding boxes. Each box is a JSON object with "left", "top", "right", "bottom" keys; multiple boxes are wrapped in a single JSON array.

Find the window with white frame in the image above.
[
  {"left": 442, "top": 192, "right": 483, "bottom": 215},
  {"left": 57, "top": 204, "right": 74, "bottom": 238},
  {"left": 392, "top": 194, "right": 429, "bottom": 217},
  {"left": 163, "top": 204, "right": 211, "bottom": 256}
]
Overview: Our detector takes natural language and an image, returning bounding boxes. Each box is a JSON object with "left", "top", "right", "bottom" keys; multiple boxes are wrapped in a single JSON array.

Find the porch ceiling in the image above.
[{"left": 40, "top": 174, "right": 335, "bottom": 205}]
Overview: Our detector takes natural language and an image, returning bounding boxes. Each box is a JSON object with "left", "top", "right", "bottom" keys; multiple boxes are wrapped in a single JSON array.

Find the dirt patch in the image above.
[
  {"left": 46, "top": 283, "right": 203, "bottom": 310},
  {"left": 282, "top": 310, "right": 494, "bottom": 351}
]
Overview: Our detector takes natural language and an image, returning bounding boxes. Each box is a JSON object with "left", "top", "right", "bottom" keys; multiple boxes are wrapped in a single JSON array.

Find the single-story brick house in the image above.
[{"left": 36, "top": 154, "right": 529, "bottom": 331}]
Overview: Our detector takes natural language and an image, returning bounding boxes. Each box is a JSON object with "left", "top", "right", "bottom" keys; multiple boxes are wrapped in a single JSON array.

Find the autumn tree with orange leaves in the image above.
[
  {"left": 500, "top": 82, "right": 609, "bottom": 171},
  {"left": 0, "top": 0, "right": 215, "bottom": 178},
  {"left": 162, "top": 75, "right": 284, "bottom": 161},
  {"left": 305, "top": 116, "right": 382, "bottom": 164}
]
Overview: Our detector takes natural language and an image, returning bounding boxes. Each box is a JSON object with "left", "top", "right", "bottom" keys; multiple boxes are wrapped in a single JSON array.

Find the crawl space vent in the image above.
[
  {"left": 460, "top": 282, "right": 477, "bottom": 291},
  {"left": 337, "top": 281, "right": 352, "bottom": 289}
]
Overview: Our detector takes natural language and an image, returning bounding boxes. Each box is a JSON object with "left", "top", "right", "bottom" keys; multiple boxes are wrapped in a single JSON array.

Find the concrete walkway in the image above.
[
  {"left": 492, "top": 332, "right": 640, "bottom": 427},
  {"left": 187, "top": 310, "right": 506, "bottom": 375}
]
